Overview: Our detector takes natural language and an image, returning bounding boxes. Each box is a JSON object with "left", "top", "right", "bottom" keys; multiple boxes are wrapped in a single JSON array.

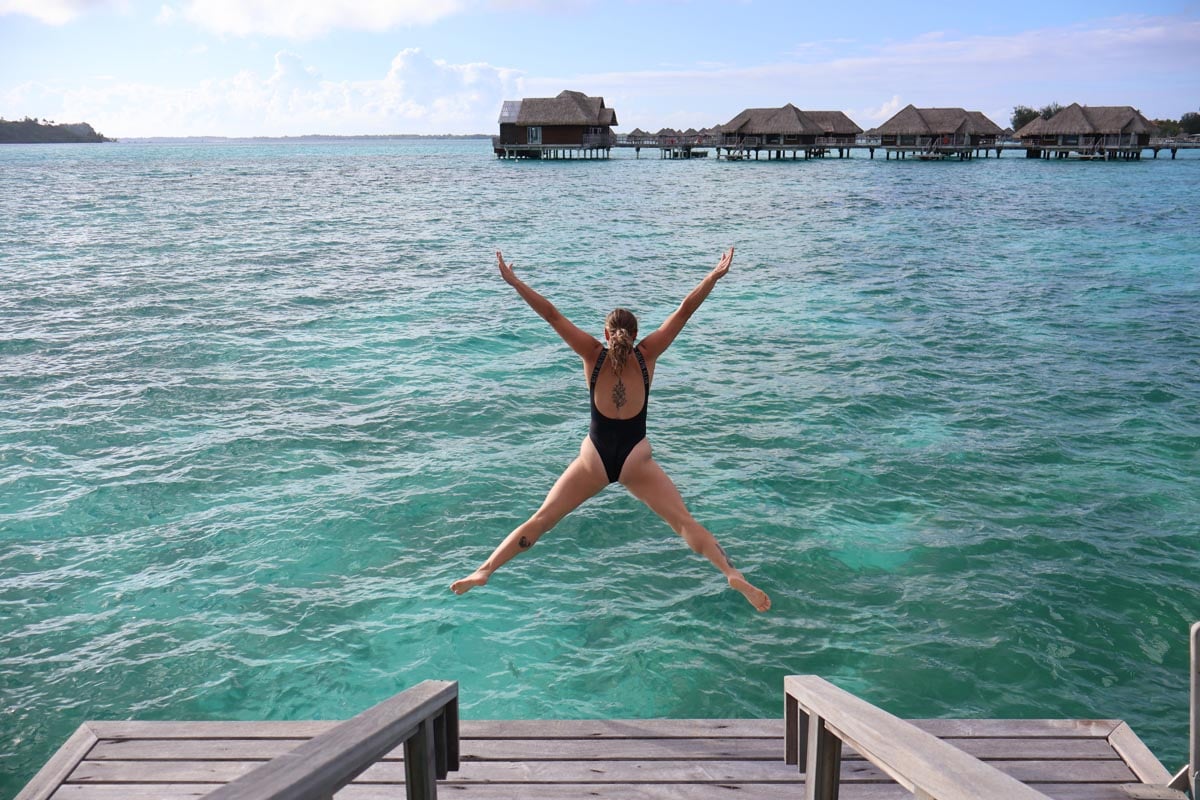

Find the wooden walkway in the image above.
[{"left": 20, "top": 715, "right": 1174, "bottom": 799}]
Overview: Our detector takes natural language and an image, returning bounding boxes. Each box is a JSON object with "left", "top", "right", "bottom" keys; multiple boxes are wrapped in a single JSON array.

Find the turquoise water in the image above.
[{"left": 1, "top": 139, "right": 1198, "bottom": 795}]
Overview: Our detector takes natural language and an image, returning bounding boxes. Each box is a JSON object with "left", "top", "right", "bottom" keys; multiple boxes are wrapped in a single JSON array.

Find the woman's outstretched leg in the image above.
[
  {"left": 619, "top": 443, "right": 771, "bottom": 611},
  {"left": 451, "top": 443, "right": 609, "bottom": 595}
]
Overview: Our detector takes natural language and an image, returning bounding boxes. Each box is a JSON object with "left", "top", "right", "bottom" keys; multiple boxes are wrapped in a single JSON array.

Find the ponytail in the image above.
[
  {"left": 608, "top": 328, "right": 633, "bottom": 375},
  {"left": 604, "top": 308, "right": 639, "bottom": 376}
]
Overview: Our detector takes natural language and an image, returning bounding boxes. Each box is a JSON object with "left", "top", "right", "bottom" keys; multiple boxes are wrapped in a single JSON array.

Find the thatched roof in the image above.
[
  {"left": 722, "top": 104, "right": 821, "bottom": 135},
  {"left": 967, "top": 112, "right": 1004, "bottom": 136},
  {"left": 511, "top": 90, "right": 618, "bottom": 127},
  {"left": 875, "top": 105, "right": 1002, "bottom": 136},
  {"left": 874, "top": 104, "right": 932, "bottom": 135},
  {"left": 804, "top": 110, "right": 863, "bottom": 136},
  {"left": 1014, "top": 104, "right": 1154, "bottom": 137},
  {"left": 655, "top": 127, "right": 678, "bottom": 137},
  {"left": 628, "top": 127, "right": 648, "bottom": 137}
]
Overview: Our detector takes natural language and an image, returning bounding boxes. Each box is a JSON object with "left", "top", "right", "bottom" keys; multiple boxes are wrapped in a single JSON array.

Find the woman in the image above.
[{"left": 450, "top": 249, "right": 770, "bottom": 612}]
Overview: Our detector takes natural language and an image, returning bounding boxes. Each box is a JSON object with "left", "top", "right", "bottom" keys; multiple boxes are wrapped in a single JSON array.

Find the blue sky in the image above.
[{"left": 1, "top": 0, "right": 1197, "bottom": 137}]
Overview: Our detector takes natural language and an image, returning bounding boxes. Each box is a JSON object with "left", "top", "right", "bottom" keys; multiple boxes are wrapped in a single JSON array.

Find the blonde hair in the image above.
[{"left": 605, "top": 308, "right": 638, "bottom": 376}]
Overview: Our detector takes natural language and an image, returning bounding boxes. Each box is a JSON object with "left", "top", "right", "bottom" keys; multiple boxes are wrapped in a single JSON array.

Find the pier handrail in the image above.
[
  {"left": 785, "top": 675, "right": 1053, "bottom": 800},
  {"left": 1192, "top": 621, "right": 1199, "bottom": 796},
  {"left": 1166, "top": 621, "right": 1200, "bottom": 797},
  {"left": 202, "top": 680, "right": 459, "bottom": 800},
  {"left": 1187, "top": 621, "right": 1199, "bottom": 795}
]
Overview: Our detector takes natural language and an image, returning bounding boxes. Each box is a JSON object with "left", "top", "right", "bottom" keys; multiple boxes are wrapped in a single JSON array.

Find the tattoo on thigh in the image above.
[{"left": 519, "top": 536, "right": 532, "bottom": 549}]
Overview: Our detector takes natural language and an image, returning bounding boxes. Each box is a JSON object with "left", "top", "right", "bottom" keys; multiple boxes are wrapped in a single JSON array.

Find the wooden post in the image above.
[
  {"left": 805, "top": 714, "right": 841, "bottom": 800},
  {"left": 1191, "top": 621, "right": 1199, "bottom": 795},
  {"left": 405, "top": 718, "right": 438, "bottom": 799},
  {"left": 785, "top": 693, "right": 809, "bottom": 768}
]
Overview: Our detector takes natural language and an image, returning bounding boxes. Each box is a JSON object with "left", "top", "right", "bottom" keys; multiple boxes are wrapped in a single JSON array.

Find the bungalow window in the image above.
[{"left": 528, "top": 126, "right": 541, "bottom": 145}]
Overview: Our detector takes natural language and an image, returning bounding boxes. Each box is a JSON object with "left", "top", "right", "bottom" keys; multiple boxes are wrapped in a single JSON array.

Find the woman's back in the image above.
[{"left": 588, "top": 347, "right": 652, "bottom": 420}]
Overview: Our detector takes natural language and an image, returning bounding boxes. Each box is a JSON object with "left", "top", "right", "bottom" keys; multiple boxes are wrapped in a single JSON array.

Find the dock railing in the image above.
[
  {"left": 1166, "top": 621, "right": 1200, "bottom": 798},
  {"left": 784, "top": 675, "right": 1054, "bottom": 800},
  {"left": 202, "top": 680, "right": 459, "bottom": 800},
  {"left": 1192, "top": 621, "right": 1199, "bottom": 797}
]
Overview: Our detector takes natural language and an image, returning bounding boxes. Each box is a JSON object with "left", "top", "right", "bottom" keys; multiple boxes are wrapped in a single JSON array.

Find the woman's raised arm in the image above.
[
  {"left": 638, "top": 247, "right": 733, "bottom": 361},
  {"left": 497, "top": 251, "right": 601, "bottom": 360}
]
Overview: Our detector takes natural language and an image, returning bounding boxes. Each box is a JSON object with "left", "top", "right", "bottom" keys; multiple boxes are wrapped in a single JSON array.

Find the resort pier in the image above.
[
  {"left": 608, "top": 134, "right": 1199, "bottom": 162},
  {"left": 20, "top": 623, "right": 1200, "bottom": 800}
]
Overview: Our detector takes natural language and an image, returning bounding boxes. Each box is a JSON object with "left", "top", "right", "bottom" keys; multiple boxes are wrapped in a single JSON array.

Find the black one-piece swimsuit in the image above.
[{"left": 588, "top": 347, "right": 651, "bottom": 483}]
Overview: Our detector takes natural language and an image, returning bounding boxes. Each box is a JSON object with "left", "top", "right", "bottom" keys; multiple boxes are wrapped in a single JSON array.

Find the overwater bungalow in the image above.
[
  {"left": 805, "top": 111, "right": 863, "bottom": 145},
  {"left": 873, "top": 105, "right": 1003, "bottom": 159},
  {"left": 721, "top": 104, "right": 818, "bottom": 149},
  {"left": 1014, "top": 103, "right": 1155, "bottom": 160},
  {"left": 625, "top": 127, "right": 652, "bottom": 145},
  {"left": 719, "top": 104, "right": 863, "bottom": 159},
  {"left": 493, "top": 90, "right": 617, "bottom": 159}
]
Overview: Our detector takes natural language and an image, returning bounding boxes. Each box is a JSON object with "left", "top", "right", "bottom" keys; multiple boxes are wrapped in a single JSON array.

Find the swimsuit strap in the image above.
[
  {"left": 590, "top": 347, "right": 650, "bottom": 393},
  {"left": 633, "top": 347, "right": 649, "bottom": 391},
  {"left": 589, "top": 349, "right": 607, "bottom": 392}
]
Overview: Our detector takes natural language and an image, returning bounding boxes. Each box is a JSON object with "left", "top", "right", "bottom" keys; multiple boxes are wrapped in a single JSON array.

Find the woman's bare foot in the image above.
[
  {"left": 729, "top": 574, "right": 771, "bottom": 612},
  {"left": 450, "top": 569, "right": 490, "bottom": 595}
]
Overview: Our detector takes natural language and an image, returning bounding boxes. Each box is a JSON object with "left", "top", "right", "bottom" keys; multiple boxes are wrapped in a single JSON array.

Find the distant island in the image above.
[{"left": 0, "top": 118, "right": 111, "bottom": 143}]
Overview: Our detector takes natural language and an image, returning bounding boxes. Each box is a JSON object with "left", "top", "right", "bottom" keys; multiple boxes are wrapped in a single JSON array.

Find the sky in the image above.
[{"left": 1, "top": 0, "right": 1198, "bottom": 137}]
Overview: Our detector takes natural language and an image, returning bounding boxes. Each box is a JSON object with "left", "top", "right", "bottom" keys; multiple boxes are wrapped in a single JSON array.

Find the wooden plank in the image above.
[
  {"left": 86, "top": 722, "right": 343, "bottom": 740},
  {"left": 906, "top": 719, "right": 1118, "bottom": 739},
  {"left": 88, "top": 740, "right": 310, "bottom": 761},
  {"left": 46, "top": 783, "right": 1158, "bottom": 800},
  {"left": 786, "top": 676, "right": 1059, "bottom": 800},
  {"left": 84, "top": 717, "right": 1119, "bottom": 741},
  {"left": 86, "top": 734, "right": 1121, "bottom": 762},
  {"left": 85, "top": 736, "right": 787, "bottom": 761},
  {"left": 1107, "top": 721, "right": 1171, "bottom": 784},
  {"left": 15, "top": 724, "right": 98, "bottom": 800},
  {"left": 66, "top": 757, "right": 1137, "bottom": 785}
]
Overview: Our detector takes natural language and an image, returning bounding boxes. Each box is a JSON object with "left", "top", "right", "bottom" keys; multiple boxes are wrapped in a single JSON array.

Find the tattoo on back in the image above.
[
  {"left": 612, "top": 378, "right": 627, "bottom": 409},
  {"left": 519, "top": 536, "right": 531, "bottom": 549}
]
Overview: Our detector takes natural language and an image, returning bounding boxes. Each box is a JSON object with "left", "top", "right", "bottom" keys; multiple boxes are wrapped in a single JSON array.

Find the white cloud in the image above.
[
  {"left": 179, "top": 0, "right": 465, "bottom": 39},
  {"left": 7, "top": 13, "right": 1197, "bottom": 136},
  {"left": 860, "top": 95, "right": 903, "bottom": 126},
  {"left": 538, "top": 13, "right": 1200, "bottom": 128},
  {"left": 9, "top": 48, "right": 524, "bottom": 136},
  {"left": 0, "top": 0, "right": 123, "bottom": 25}
]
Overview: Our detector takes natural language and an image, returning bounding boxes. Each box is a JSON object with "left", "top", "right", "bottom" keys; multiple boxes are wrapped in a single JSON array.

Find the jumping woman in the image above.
[{"left": 450, "top": 249, "right": 771, "bottom": 612}]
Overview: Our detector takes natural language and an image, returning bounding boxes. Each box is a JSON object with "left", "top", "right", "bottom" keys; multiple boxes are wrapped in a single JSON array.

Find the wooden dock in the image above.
[
  {"left": 605, "top": 134, "right": 1200, "bottom": 161},
  {"left": 17, "top": 714, "right": 1177, "bottom": 799},
  {"left": 20, "top": 628, "right": 1200, "bottom": 800}
]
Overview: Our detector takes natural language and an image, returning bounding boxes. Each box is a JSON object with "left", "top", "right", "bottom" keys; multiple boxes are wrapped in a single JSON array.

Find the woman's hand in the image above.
[
  {"left": 711, "top": 247, "right": 734, "bottom": 280},
  {"left": 496, "top": 250, "right": 519, "bottom": 286}
]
